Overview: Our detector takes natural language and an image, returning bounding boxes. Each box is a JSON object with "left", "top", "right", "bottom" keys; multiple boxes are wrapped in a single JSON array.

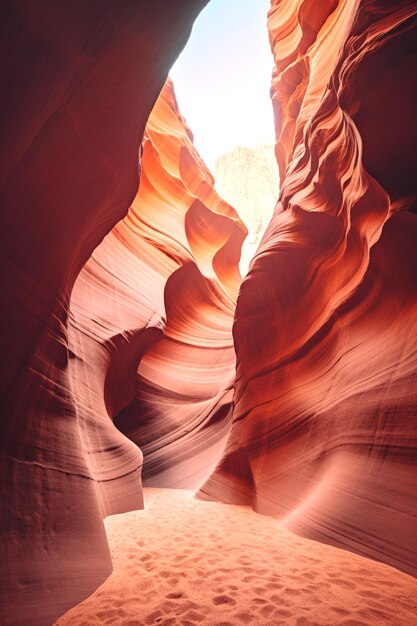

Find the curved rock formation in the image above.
[
  {"left": 0, "top": 3, "right": 218, "bottom": 624},
  {"left": 2, "top": 1, "right": 417, "bottom": 623},
  {"left": 70, "top": 78, "right": 246, "bottom": 493},
  {"left": 200, "top": 0, "right": 417, "bottom": 576}
]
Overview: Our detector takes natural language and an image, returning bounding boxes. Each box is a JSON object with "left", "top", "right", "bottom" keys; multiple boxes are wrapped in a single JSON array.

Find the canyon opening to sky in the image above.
[
  {"left": 1, "top": 2, "right": 417, "bottom": 626},
  {"left": 171, "top": 0, "right": 279, "bottom": 275}
]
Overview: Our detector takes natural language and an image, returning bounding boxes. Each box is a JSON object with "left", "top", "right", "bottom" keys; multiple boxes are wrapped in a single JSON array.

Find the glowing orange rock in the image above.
[{"left": 70, "top": 79, "right": 246, "bottom": 494}]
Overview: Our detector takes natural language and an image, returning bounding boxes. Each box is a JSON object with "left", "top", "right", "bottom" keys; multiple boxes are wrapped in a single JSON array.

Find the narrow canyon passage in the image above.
[
  {"left": 1, "top": 1, "right": 417, "bottom": 625},
  {"left": 170, "top": 0, "right": 279, "bottom": 275},
  {"left": 68, "top": 0, "right": 278, "bottom": 500}
]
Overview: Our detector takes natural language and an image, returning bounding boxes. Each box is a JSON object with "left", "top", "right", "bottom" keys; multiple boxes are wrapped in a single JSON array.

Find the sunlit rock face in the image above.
[
  {"left": 201, "top": 0, "right": 417, "bottom": 576},
  {"left": 2, "top": 1, "right": 417, "bottom": 623},
  {"left": 214, "top": 144, "right": 279, "bottom": 274},
  {"left": 0, "top": 3, "right": 214, "bottom": 624},
  {"left": 70, "top": 78, "right": 246, "bottom": 493}
]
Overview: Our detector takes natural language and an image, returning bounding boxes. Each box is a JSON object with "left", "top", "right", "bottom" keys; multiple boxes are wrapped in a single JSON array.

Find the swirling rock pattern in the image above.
[
  {"left": 70, "top": 78, "right": 246, "bottom": 494},
  {"left": 1, "top": 1, "right": 417, "bottom": 624},
  {"left": 0, "top": 3, "right": 214, "bottom": 624},
  {"left": 200, "top": 0, "right": 417, "bottom": 577}
]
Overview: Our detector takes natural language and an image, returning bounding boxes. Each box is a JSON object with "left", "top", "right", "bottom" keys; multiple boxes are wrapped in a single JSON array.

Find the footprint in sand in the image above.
[
  {"left": 166, "top": 591, "right": 185, "bottom": 599},
  {"left": 212, "top": 594, "right": 236, "bottom": 606},
  {"left": 235, "top": 612, "right": 255, "bottom": 623},
  {"left": 280, "top": 588, "right": 303, "bottom": 597},
  {"left": 259, "top": 605, "right": 275, "bottom": 617}
]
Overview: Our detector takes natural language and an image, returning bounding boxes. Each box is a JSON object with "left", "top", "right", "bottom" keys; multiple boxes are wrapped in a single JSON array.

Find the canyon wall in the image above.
[
  {"left": 1, "top": 1, "right": 417, "bottom": 623},
  {"left": 69, "top": 78, "right": 246, "bottom": 495},
  {"left": 0, "top": 3, "right": 217, "bottom": 624},
  {"left": 201, "top": 0, "right": 417, "bottom": 576}
]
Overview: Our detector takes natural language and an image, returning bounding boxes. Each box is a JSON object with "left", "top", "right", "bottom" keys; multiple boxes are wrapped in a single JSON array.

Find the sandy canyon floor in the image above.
[{"left": 56, "top": 489, "right": 417, "bottom": 626}]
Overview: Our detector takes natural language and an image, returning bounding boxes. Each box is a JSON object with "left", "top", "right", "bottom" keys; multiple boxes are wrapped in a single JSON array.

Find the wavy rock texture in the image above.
[
  {"left": 0, "top": 3, "right": 214, "bottom": 624},
  {"left": 2, "top": 1, "right": 417, "bottom": 624},
  {"left": 70, "top": 78, "right": 246, "bottom": 494},
  {"left": 200, "top": 0, "right": 417, "bottom": 576}
]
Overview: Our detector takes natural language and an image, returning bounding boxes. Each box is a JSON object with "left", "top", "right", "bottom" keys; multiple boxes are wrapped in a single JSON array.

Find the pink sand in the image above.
[{"left": 55, "top": 489, "right": 417, "bottom": 625}]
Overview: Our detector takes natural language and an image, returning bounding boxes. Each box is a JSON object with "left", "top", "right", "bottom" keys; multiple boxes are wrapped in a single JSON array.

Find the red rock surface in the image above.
[
  {"left": 1, "top": 1, "right": 417, "bottom": 624},
  {"left": 200, "top": 0, "right": 417, "bottom": 577},
  {"left": 0, "top": 3, "right": 213, "bottom": 624},
  {"left": 69, "top": 78, "right": 246, "bottom": 495}
]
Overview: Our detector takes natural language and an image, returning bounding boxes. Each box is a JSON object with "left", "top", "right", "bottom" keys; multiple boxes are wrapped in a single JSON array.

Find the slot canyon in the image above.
[{"left": 1, "top": 1, "right": 416, "bottom": 625}]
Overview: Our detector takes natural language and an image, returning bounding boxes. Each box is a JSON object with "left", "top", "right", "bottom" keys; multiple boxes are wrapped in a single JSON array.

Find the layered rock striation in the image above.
[
  {"left": 0, "top": 3, "right": 225, "bottom": 624},
  {"left": 1, "top": 1, "right": 417, "bottom": 624},
  {"left": 69, "top": 78, "right": 246, "bottom": 495},
  {"left": 201, "top": 0, "right": 417, "bottom": 576}
]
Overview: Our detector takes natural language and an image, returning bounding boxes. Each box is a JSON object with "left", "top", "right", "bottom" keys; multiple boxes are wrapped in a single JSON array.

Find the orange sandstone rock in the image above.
[{"left": 200, "top": 0, "right": 417, "bottom": 577}]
